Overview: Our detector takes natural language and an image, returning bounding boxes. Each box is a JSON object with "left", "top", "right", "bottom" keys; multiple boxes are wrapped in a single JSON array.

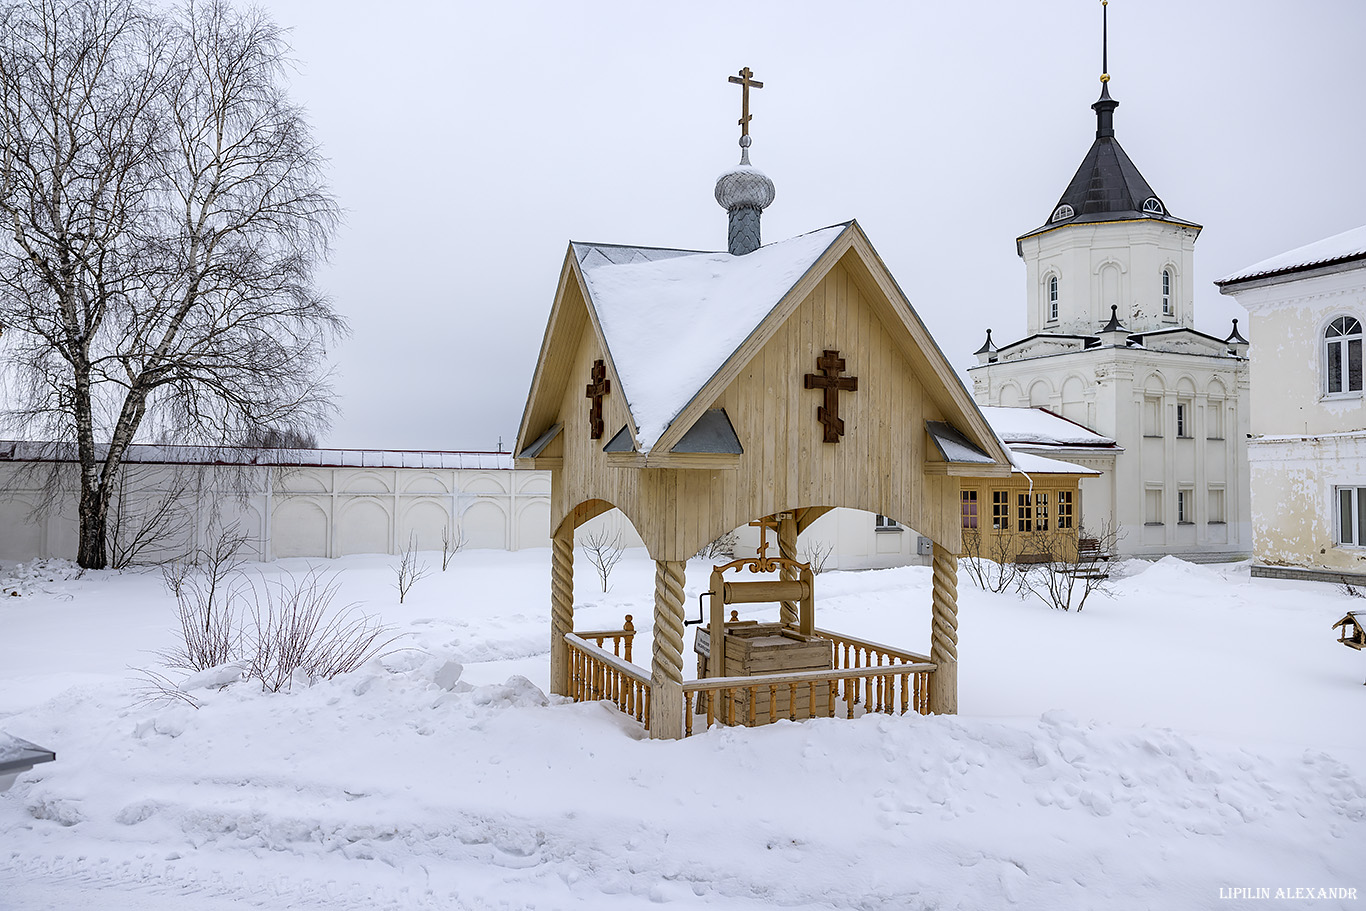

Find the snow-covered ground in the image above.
[{"left": 1, "top": 550, "right": 1363, "bottom": 909}]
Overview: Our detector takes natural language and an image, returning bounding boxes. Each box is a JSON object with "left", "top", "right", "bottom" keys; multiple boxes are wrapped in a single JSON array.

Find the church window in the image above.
[
  {"left": 960, "top": 490, "right": 978, "bottom": 529},
  {"left": 1176, "top": 402, "right": 1190, "bottom": 438},
  {"left": 1017, "top": 493, "right": 1034, "bottom": 532},
  {"left": 1051, "top": 204, "right": 1074, "bottom": 223},
  {"left": 1161, "top": 269, "right": 1172, "bottom": 316},
  {"left": 1048, "top": 275, "right": 1059, "bottom": 322},
  {"left": 1325, "top": 316, "right": 1363, "bottom": 395},
  {"left": 1144, "top": 488, "right": 1163, "bottom": 525},
  {"left": 992, "top": 491, "right": 1010, "bottom": 529},
  {"left": 1208, "top": 487, "right": 1226, "bottom": 524},
  {"left": 1057, "top": 490, "right": 1074, "bottom": 530},
  {"left": 1336, "top": 487, "right": 1366, "bottom": 546},
  {"left": 1142, "top": 197, "right": 1165, "bottom": 215}
]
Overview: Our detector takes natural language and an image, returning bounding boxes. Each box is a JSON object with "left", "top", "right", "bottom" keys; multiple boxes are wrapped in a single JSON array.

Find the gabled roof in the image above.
[
  {"left": 572, "top": 225, "right": 845, "bottom": 452},
  {"left": 517, "top": 221, "right": 1011, "bottom": 474},
  {"left": 1217, "top": 224, "right": 1366, "bottom": 288}
]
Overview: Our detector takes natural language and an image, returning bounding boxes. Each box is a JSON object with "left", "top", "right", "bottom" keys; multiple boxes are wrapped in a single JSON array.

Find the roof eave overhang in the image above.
[{"left": 1216, "top": 253, "right": 1366, "bottom": 294}]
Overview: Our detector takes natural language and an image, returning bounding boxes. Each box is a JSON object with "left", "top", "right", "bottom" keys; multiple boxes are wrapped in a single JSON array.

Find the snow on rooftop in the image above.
[
  {"left": 978, "top": 407, "right": 1114, "bottom": 447},
  {"left": 1219, "top": 223, "right": 1366, "bottom": 284},
  {"left": 1008, "top": 449, "right": 1098, "bottom": 476},
  {"left": 578, "top": 225, "right": 845, "bottom": 452},
  {"left": 0, "top": 441, "right": 514, "bottom": 470}
]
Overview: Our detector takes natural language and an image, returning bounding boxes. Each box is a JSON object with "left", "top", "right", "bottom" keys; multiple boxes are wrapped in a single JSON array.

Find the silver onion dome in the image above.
[{"left": 714, "top": 136, "right": 776, "bottom": 212}]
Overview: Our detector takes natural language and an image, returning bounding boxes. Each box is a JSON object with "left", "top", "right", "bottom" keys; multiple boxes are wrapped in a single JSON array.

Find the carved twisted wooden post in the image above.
[
  {"left": 549, "top": 524, "right": 574, "bottom": 697},
  {"left": 929, "top": 542, "right": 959, "bottom": 714},
  {"left": 777, "top": 513, "right": 799, "bottom": 627},
  {"left": 649, "top": 559, "right": 686, "bottom": 739}
]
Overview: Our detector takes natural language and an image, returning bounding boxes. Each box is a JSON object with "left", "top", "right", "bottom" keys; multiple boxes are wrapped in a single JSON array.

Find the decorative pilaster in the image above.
[
  {"left": 778, "top": 513, "right": 798, "bottom": 627},
  {"left": 649, "top": 559, "right": 687, "bottom": 739},
  {"left": 549, "top": 525, "right": 574, "bottom": 696},
  {"left": 929, "top": 542, "right": 959, "bottom": 715}
]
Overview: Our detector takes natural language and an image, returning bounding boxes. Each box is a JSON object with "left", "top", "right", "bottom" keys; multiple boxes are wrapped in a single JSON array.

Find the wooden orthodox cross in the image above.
[
  {"left": 728, "top": 66, "right": 763, "bottom": 137},
  {"left": 585, "top": 359, "right": 610, "bottom": 440},
  {"left": 804, "top": 349, "right": 858, "bottom": 443}
]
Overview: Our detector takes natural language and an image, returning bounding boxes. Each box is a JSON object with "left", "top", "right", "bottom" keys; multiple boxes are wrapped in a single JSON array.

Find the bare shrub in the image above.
[
  {"left": 441, "top": 523, "right": 467, "bottom": 571},
  {"left": 159, "top": 523, "right": 251, "bottom": 672},
  {"left": 394, "top": 532, "right": 431, "bottom": 603},
  {"left": 799, "top": 539, "right": 835, "bottom": 574},
  {"left": 580, "top": 527, "right": 625, "bottom": 592},
  {"left": 960, "top": 527, "right": 1022, "bottom": 593},
  {"left": 245, "top": 569, "right": 399, "bottom": 692},
  {"left": 694, "top": 530, "right": 738, "bottom": 561},
  {"left": 107, "top": 465, "right": 195, "bottom": 569},
  {"left": 1017, "top": 521, "right": 1121, "bottom": 612}
]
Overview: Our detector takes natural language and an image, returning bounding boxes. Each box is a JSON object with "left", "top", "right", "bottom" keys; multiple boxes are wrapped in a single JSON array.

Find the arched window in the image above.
[
  {"left": 1048, "top": 274, "right": 1059, "bottom": 322},
  {"left": 1051, "top": 204, "right": 1074, "bottom": 223},
  {"left": 1325, "top": 316, "right": 1363, "bottom": 395},
  {"left": 1161, "top": 269, "right": 1172, "bottom": 316}
]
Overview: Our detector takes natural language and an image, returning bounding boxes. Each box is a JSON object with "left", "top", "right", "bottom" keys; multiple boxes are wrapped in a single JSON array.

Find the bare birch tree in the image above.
[{"left": 0, "top": 0, "right": 344, "bottom": 568}]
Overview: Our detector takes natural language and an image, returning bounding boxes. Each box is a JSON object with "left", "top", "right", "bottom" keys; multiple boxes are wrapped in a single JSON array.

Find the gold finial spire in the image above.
[
  {"left": 728, "top": 66, "right": 764, "bottom": 139},
  {"left": 1100, "top": 0, "right": 1110, "bottom": 83}
]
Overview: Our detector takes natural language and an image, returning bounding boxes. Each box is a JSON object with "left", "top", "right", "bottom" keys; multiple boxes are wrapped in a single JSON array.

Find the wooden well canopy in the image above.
[{"left": 516, "top": 221, "right": 1011, "bottom": 738}]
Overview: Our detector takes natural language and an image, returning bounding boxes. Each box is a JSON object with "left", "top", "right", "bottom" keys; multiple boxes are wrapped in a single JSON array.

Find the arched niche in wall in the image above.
[
  {"left": 462, "top": 499, "right": 508, "bottom": 549},
  {"left": 337, "top": 497, "right": 391, "bottom": 555},
  {"left": 273, "top": 498, "right": 329, "bottom": 558},
  {"left": 0, "top": 495, "right": 45, "bottom": 560},
  {"left": 462, "top": 474, "right": 509, "bottom": 496},
  {"left": 1060, "top": 375, "right": 1088, "bottom": 424},
  {"left": 516, "top": 500, "right": 551, "bottom": 550},
  {"left": 275, "top": 469, "right": 328, "bottom": 494},
  {"left": 402, "top": 472, "right": 451, "bottom": 495},
  {"left": 1028, "top": 379, "right": 1053, "bottom": 407},
  {"left": 339, "top": 471, "right": 392, "bottom": 495},
  {"left": 998, "top": 383, "right": 1022, "bottom": 407},
  {"left": 400, "top": 498, "right": 451, "bottom": 552}
]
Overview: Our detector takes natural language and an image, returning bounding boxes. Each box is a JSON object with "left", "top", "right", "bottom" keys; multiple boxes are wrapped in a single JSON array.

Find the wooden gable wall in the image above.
[{"left": 546, "top": 255, "right": 964, "bottom": 561}]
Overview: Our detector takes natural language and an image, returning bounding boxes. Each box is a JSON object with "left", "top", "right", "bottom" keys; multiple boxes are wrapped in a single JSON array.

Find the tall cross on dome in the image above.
[{"left": 728, "top": 66, "right": 764, "bottom": 139}]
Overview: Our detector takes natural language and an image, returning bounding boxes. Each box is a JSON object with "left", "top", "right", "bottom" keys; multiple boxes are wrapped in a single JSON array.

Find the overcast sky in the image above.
[{"left": 257, "top": 0, "right": 1366, "bottom": 452}]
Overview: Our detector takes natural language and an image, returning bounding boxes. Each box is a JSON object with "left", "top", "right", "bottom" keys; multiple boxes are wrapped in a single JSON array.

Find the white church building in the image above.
[{"left": 967, "top": 65, "right": 1251, "bottom": 561}]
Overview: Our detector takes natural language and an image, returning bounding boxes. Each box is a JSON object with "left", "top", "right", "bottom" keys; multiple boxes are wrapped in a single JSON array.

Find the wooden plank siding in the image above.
[{"left": 542, "top": 257, "right": 972, "bottom": 560}]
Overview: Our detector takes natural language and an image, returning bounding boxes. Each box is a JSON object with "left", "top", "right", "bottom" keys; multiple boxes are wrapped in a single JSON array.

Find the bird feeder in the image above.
[{"left": 1333, "top": 611, "right": 1365, "bottom": 650}]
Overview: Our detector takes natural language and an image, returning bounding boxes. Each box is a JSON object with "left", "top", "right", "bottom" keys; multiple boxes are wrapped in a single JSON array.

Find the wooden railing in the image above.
[
  {"left": 680, "top": 661, "right": 934, "bottom": 736},
  {"left": 565, "top": 632, "right": 651, "bottom": 732},
  {"left": 575, "top": 614, "right": 635, "bottom": 663},
  {"left": 815, "top": 628, "right": 931, "bottom": 713}
]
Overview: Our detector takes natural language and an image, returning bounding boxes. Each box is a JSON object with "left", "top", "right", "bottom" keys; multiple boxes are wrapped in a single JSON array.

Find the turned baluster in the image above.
[
  {"left": 726, "top": 690, "right": 736, "bottom": 727},
  {"left": 900, "top": 673, "right": 909, "bottom": 715},
  {"left": 788, "top": 682, "right": 798, "bottom": 721},
  {"left": 643, "top": 689, "right": 651, "bottom": 731},
  {"left": 846, "top": 679, "right": 856, "bottom": 719},
  {"left": 684, "top": 693, "right": 694, "bottom": 736},
  {"left": 827, "top": 680, "right": 837, "bottom": 717},
  {"left": 768, "top": 684, "right": 778, "bottom": 723},
  {"left": 623, "top": 614, "right": 634, "bottom": 663},
  {"left": 747, "top": 687, "right": 757, "bottom": 726},
  {"left": 705, "top": 691, "right": 715, "bottom": 729},
  {"left": 807, "top": 681, "right": 817, "bottom": 720}
]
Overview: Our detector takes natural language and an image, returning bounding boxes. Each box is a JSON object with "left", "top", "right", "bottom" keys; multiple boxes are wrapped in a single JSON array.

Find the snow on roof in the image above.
[
  {"left": 575, "top": 225, "right": 845, "bottom": 452},
  {"left": 0, "top": 441, "right": 515, "bottom": 470},
  {"left": 1008, "top": 449, "right": 1098, "bottom": 476},
  {"left": 1218, "top": 224, "right": 1366, "bottom": 285},
  {"left": 977, "top": 406, "right": 1114, "bottom": 447}
]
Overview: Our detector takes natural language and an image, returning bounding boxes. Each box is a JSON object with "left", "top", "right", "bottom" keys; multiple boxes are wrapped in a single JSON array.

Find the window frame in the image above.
[
  {"left": 1324, "top": 316, "right": 1363, "bottom": 398},
  {"left": 991, "top": 490, "right": 1010, "bottom": 530},
  {"left": 960, "top": 490, "right": 979, "bottom": 530},
  {"left": 1057, "top": 490, "right": 1074, "bottom": 530},
  {"left": 1016, "top": 492, "right": 1034, "bottom": 533},
  {"left": 1047, "top": 274, "right": 1059, "bottom": 323},
  {"left": 1161, "top": 268, "right": 1172, "bottom": 316},
  {"left": 1175, "top": 402, "right": 1190, "bottom": 439},
  {"left": 1335, "top": 486, "right": 1366, "bottom": 546},
  {"left": 874, "top": 514, "right": 902, "bottom": 532},
  {"left": 1177, "top": 487, "right": 1194, "bottom": 525}
]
